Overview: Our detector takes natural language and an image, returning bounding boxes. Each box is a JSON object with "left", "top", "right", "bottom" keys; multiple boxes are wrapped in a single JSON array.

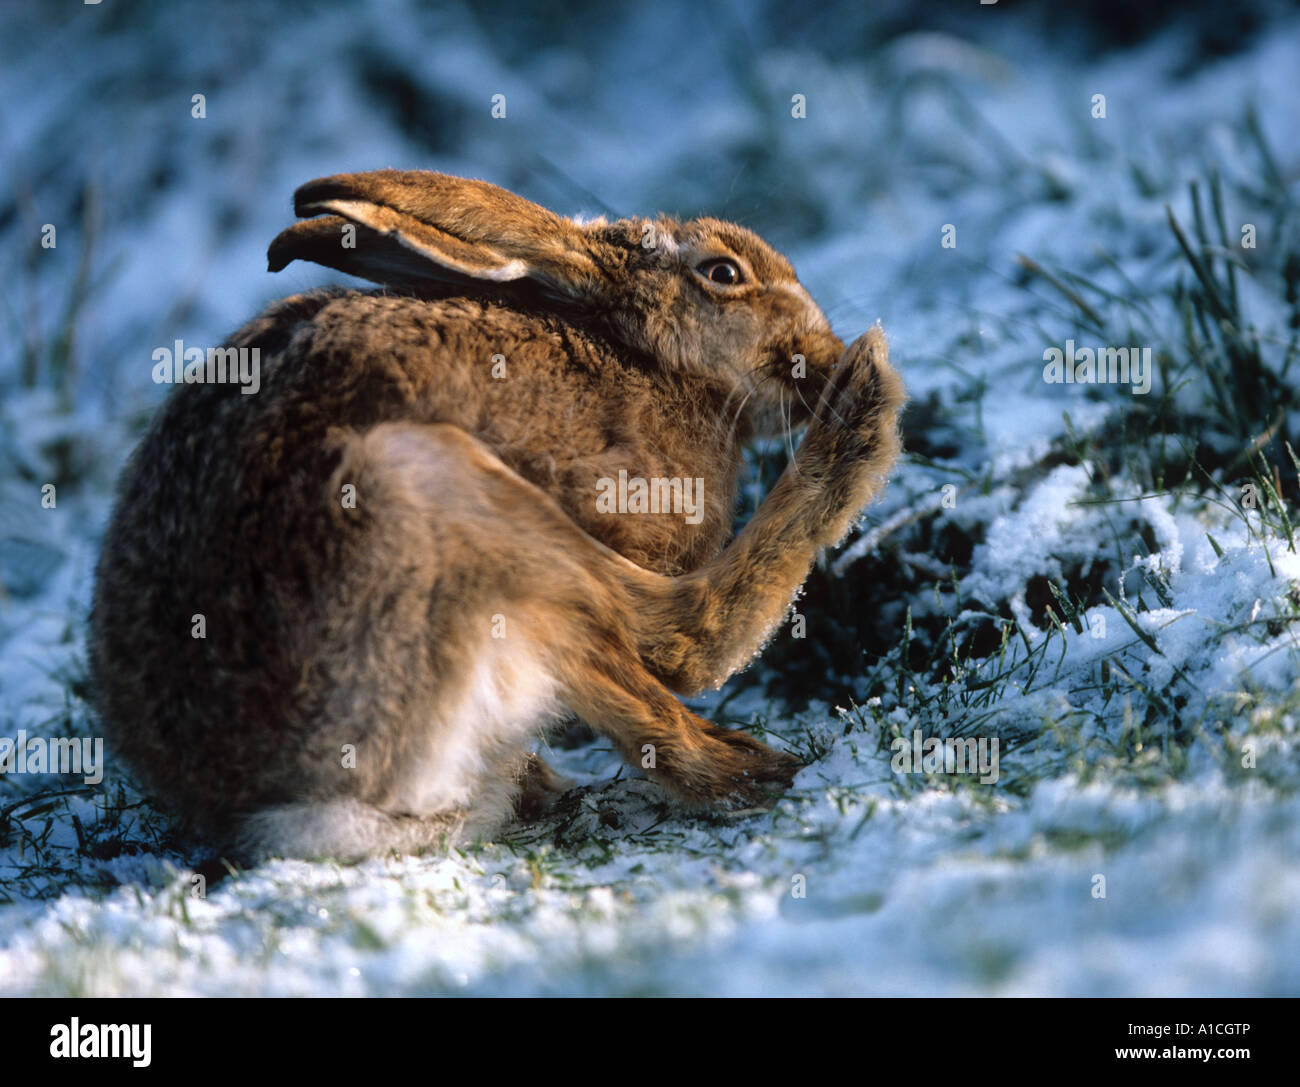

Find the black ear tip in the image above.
[
  {"left": 293, "top": 177, "right": 353, "bottom": 217},
  {"left": 266, "top": 227, "right": 300, "bottom": 273}
]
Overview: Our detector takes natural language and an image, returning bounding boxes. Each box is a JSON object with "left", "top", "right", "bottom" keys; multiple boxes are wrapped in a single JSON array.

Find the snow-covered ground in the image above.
[{"left": 1, "top": 0, "right": 1298, "bottom": 995}]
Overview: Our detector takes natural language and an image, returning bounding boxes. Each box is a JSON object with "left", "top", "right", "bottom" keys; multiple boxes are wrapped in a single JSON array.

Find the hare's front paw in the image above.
[
  {"left": 797, "top": 326, "right": 905, "bottom": 544},
  {"left": 804, "top": 326, "right": 902, "bottom": 458}
]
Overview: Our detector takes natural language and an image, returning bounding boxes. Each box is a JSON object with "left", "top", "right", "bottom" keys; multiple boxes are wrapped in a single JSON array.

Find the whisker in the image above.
[
  {"left": 722, "top": 363, "right": 783, "bottom": 447},
  {"left": 717, "top": 360, "right": 771, "bottom": 414},
  {"left": 780, "top": 386, "right": 799, "bottom": 471},
  {"left": 798, "top": 368, "right": 853, "bottom": 431},
  {"left": 724, "top": 382, "right": 759, "bottom": 445}
]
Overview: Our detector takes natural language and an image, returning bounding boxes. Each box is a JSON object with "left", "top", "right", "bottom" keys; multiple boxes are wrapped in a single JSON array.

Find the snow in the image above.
[{"left": 1, "top": 0, "right": 1298, "bottom": 995}]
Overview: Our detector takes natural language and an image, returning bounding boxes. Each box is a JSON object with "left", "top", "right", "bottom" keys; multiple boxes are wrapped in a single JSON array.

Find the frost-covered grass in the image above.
[{"left": 1, "top": 0, "right": 1299, "bottom": 995}]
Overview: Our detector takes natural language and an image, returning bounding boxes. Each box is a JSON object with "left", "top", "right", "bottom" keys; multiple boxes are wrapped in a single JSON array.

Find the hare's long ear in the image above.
[{"left": 267, "top": 170, "right": 607, "bottom": 298}]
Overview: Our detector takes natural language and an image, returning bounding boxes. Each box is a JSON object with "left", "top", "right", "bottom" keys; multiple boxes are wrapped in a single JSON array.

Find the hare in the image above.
[{"left": 89, "top": 170, "right": 904, "bottom": 862}]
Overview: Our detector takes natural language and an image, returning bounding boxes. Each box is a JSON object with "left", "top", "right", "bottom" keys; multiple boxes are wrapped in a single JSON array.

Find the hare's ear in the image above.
[{"left": 267, "top": 170, "right": 606, "bottom": 297}]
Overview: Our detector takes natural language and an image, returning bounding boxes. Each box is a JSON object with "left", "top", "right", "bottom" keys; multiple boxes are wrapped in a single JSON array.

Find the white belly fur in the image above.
[{"left": 388, "top": 632, "right": 561, "bottom": 836}]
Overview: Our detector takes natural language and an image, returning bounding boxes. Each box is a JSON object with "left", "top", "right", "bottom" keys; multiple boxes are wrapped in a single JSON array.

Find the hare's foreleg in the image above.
[{"left": 628, "top": 327, "right": 905, "bottom": 694}]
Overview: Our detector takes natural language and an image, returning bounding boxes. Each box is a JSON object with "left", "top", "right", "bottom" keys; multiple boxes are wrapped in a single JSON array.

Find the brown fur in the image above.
[{"left": 88, "top": 170, "right": 905, "bottom": 861}]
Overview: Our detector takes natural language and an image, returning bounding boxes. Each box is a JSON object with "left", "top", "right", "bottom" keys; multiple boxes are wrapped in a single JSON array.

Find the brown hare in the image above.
[{"left": 89, "top": 170, "right": 905, "bottom": 862}]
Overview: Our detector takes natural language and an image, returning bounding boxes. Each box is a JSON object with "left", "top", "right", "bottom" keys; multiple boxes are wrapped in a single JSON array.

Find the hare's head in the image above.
[{"left": 268, "top": 170, "right": 845, "bottom": 438}]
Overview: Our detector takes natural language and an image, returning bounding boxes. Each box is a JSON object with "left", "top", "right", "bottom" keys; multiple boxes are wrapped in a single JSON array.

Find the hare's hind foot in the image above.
[
  {"left": 554, "top": 651, "right": 802, "bottom": 813},
  {"left": 231, "top": 754, "right": 571, "bottom": 862},
  {"left": 512, "top": 752, "right": 574, "bottom": 822},
  {"left": 232, "top": 800, "right": 465, "bottom": 863}
]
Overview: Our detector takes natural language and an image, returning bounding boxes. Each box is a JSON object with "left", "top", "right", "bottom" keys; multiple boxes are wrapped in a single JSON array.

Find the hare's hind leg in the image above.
[
  {"left": 356, "top": 421, "right": 800, "bottom": 813},
  {"left": 511, "top": 752, "right": 574, "bottom": 821},
  {"left": 551, "top": 652, "right": 801, "bottom": 811},
  {"left": 233, "top": 801, "right": 464, "bottom": 863}
]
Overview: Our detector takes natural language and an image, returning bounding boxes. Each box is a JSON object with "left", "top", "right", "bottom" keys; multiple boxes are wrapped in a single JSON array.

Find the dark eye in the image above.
[{"left": 697, "top": 258, "right": 743, "bottom": 286}]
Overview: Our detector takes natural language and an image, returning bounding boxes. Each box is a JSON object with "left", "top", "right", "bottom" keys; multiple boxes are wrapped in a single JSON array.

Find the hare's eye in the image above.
[{"left": 697, "top": 258, "right": 743, "bottom": 286}]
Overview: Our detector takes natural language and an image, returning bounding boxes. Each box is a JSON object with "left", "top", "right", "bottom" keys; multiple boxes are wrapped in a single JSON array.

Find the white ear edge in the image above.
[
  {"left": 392, "top": 242, "right": 528, "bottom": 281},
  {"left": 313, "top": 198, "right": 530, "bottom": 282},
  {"left": 306, "top": 198, "right": 386, "bottom": 223},
  {"left": 458, "top": 257, "right": 530, "bottom": 281},
  {"left": 392, "top": 229, "right": 529, "bottom": 281}
]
